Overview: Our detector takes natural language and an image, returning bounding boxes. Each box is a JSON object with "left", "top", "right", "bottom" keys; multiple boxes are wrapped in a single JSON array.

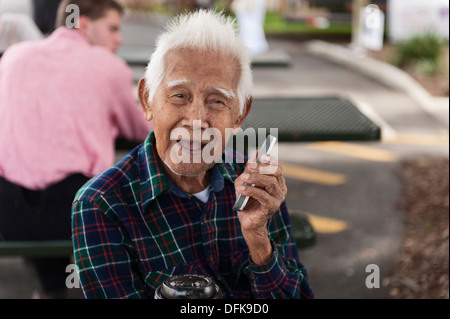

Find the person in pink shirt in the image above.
[{"left": 0, "top": 0, "right": 152, "bottom": 298}]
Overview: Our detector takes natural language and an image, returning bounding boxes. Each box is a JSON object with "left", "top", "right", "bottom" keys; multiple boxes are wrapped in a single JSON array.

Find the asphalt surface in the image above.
[{"left": 0, "top": 4, "right": 448, "bottom": 299}]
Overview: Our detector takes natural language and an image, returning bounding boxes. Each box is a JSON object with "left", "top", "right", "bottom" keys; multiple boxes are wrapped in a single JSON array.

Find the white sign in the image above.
[{"left": 388, "top": 0, "right": 449, "bottom": 42}]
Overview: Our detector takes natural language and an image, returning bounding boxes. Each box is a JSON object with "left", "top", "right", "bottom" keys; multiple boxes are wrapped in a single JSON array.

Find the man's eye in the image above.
[
  {"left": 168, "top": 94, "right": 188, "bottom": 105},
  {"left": 214, "top": 100, "right": 225, "bottom": 105}
]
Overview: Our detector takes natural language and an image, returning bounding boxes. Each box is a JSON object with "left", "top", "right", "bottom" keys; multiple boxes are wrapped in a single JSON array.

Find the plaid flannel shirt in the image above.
[{"left": 72, "top": 132, "right": 313, "bottom": 299}]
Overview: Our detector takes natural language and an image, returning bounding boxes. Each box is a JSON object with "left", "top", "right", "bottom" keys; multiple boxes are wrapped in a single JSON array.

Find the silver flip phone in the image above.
[{"left": 233, "top": 135, "right": 277, "bottom": 211}]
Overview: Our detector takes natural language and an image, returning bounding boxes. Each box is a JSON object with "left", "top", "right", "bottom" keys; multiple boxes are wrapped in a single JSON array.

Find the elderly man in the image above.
[{"left": 72, "top": 10, "right": 313, "bottom": 299}]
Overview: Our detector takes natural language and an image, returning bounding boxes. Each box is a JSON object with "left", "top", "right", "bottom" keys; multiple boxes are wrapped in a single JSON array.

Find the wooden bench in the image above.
[{"left": 0, "top": 240, "right": 73, "bottom": 257}]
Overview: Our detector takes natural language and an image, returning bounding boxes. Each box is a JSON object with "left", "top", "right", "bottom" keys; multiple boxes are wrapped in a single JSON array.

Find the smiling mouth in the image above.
[{"left": 177, "top": 139, "right": 210, "bottom": 153}]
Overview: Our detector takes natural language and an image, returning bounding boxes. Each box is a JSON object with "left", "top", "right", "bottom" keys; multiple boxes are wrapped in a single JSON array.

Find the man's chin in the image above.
[{"left": 163, "top": 161, "right": 215, "bottom": 177}]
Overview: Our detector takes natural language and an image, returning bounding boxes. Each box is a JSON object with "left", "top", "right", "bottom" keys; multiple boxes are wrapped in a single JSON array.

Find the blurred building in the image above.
[{"left": 388, "top": 0, "right": 449, "bottom": 41}]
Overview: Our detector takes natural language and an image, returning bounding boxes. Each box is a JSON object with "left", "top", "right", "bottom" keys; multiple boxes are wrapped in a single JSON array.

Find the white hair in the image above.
[{"left": 144, "top": 10, "right": 253, "bottom": 115}]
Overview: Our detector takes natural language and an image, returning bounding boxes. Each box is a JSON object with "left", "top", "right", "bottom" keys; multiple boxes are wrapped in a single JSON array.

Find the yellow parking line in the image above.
[
  {"left": 281, "top": 162, "right": 348, "bottom": 186},
  {"left": 307, "top": 141, "right": 398, "bottom": 162},
  {"left": 383, "top": 134, "right": 449, "bottom": 145},
  {"left": 291, "top": 211, "right": 350, "bottom": 234},
  {"left": 307, "top": 213, "right": 350, "bottom": 234}
]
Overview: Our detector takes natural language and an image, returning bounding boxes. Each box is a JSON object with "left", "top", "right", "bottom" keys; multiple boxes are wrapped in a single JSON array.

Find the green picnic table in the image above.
[{"left": 116, "top": 46, "right": 292, "bottom": 68}]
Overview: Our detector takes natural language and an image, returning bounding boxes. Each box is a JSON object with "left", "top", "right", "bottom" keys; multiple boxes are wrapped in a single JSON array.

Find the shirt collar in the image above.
[
  {"left": 167, "top": 164, "right": 225, "bottom": 200},
  {"left": 138, "top": 132, "right": 171, "bottom": 211},
  {"left": 139, "top": 132, "right": 245, "bottom": 211},
  {"left": 49, "top": 27, "right": 90, "bottom": 45}
]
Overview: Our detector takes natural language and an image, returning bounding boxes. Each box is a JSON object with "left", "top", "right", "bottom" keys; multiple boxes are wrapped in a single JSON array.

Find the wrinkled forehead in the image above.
[{"left": 162, "top": 48, "right": 241, "bottom": 89}]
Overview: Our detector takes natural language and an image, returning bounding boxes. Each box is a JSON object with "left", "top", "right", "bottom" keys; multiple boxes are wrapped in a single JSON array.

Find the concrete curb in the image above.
[{"left": 304, "top": 40, "right": 447, "bottom": 128}]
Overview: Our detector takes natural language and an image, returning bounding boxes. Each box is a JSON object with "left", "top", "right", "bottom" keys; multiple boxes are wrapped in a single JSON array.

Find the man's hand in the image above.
[{"left": 234, "top": 152, "right": 288, "bottom": 264}]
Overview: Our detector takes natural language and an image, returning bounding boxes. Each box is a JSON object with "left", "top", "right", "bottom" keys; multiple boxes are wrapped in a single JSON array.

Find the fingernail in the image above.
[
  {"left": 242, "top": 173, "right": 250, "bottom": 181},
  {"left": 239, "top": 186, "right": 246, "bottom": 191},
  {"left": 261, "top": 155, "right": 270, "bottom": 163}
]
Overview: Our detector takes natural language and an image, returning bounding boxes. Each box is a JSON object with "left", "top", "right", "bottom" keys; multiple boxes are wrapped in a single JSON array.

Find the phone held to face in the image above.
[{"left": 233, "top": 135, "right": 277, "bottom": 212}]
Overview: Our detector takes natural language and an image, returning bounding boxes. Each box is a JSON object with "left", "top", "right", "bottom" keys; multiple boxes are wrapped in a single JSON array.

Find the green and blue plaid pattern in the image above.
[{"left": 72, "top": 132, "right": 313, "bottom": 299}]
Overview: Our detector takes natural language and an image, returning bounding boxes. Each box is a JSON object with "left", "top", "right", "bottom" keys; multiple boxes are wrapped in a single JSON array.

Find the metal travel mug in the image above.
[{"left": 154, "top": 274, "right": 223, "bottom": 299}]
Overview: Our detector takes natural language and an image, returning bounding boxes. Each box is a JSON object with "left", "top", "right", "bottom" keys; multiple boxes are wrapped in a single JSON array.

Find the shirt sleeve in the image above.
[
  {"left": 243, "top": 202, "right": 314, "bottom": 299},
  {"left": 72, "top": 200, "right": 149, "bottom": 299}
]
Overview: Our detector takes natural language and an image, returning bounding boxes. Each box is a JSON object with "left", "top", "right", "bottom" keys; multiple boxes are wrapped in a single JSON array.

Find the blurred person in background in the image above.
[
  {"left": 0, "top": 0, "right": 152, "bottom": 298},
  {"left": 231, "top": 0, "right": 269, "bottom": 54},
  {"left": 0, "top": 2, "right": 43, "bottom": 55}
]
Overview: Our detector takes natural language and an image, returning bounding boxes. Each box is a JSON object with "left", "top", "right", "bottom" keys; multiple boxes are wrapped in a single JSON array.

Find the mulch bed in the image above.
[
  {"left": 387, "top": 157, "right": 449, "bottom": 299},
  {"left": 368, "top": 45, "right": 449, "bottom": 298}
]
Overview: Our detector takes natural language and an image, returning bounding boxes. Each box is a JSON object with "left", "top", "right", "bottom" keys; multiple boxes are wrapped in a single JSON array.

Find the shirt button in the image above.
[
  {"left": 209, "top": 255, "right": 215, "bottom": 263},
  {"left": 249, "top": 273, "right": 256, "bottom": 281}
]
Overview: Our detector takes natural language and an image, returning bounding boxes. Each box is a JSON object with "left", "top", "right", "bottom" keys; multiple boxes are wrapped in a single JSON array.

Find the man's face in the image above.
[
  {"left": 84, "top": 9, "right": 123, "bottom": 53},
  {"left": 143, "top": 49, "right": 247, "bottom": 177}
]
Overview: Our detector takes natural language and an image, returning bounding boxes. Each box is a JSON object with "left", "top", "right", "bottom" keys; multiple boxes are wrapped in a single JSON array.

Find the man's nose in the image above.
[
  {"left": 182, "top": 99, "right": 210, "bottom": 129},
  {"left": 115, "top": 34, "right": 123, "bottom": 49}
]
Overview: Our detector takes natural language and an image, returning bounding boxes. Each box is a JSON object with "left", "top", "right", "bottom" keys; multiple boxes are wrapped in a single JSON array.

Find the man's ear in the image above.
[
  {"left": 77, "top": 16, "right": 91, "bottom": 38},
  {"left": 138, "top": 78, "right": 152, "bottom": 122},
  {"left": 233, "top": 97, "right": 253, "bottom": 134}
]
